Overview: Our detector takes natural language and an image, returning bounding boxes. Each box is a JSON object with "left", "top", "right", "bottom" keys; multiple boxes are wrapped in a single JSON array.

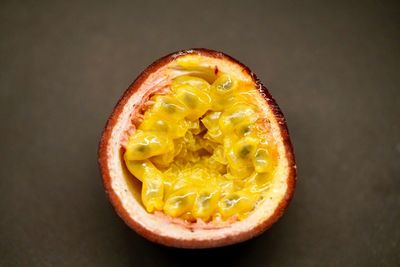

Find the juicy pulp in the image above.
[{"left": 124, "top": 71, "right": 278, "bottom": 223}]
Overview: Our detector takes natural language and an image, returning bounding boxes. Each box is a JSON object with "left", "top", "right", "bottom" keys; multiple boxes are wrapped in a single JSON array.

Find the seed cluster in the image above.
[{"left": 124, "top": 73, "right": 277, "bottom": 222}]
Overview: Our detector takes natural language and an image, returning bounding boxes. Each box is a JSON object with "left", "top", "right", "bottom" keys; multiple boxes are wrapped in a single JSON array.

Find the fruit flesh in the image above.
[{"left": 124, "top": 67, "right": 278, "bottom": 223}]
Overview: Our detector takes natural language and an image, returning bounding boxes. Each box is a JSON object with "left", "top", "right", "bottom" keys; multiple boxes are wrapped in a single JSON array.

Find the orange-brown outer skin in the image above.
[{"left": 98, "top": 48, "right": 297, "bottom": 248}]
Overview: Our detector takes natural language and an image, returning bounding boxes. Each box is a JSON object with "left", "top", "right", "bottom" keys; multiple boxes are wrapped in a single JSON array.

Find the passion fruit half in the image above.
[{"left": 98, "top": 49, "right": 296, "bottom": 248}]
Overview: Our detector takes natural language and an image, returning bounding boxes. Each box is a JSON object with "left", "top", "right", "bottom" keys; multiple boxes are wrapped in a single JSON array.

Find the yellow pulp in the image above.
[{"left": 124, "top": 73, "right": 277, "bottom": 222}]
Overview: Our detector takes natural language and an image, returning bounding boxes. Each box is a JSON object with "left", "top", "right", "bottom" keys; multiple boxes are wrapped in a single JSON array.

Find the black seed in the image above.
[
  {"left": 240, "top": 125, "right": 250, "bottom": 135},
  {"left": 136, "top": 145, "right": 147, "bottom": 153},
  {"left": 239, "top": 145, "right": 252, "bottom": 158},
  {"left": 183, "top": 93, "right": 197, "bottom": 108},
  {"left": 176, "top": 196, "right": 186, "bottom": 205},
  {"left": 163, "top": 102, "right": 176, "bottom": 113}
]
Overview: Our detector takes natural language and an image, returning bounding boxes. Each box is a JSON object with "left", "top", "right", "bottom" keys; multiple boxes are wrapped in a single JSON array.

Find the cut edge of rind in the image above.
[{"left": 98, "top": 48, "right": 296, "bottom": 248}]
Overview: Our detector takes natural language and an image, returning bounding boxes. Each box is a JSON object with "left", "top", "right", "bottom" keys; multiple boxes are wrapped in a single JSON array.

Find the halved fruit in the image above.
[{"left": 98, "top": 49, "right": 296, "bottom": 248}]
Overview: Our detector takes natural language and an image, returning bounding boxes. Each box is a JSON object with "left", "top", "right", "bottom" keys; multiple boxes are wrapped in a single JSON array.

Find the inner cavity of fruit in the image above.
[{"left": 123, "top": 68, "right": 278, "bottom": 223}]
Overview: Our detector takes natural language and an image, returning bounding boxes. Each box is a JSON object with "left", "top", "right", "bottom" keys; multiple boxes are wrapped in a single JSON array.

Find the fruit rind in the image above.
[{"left": 98, "top": 48, "right": 296, "bottom": 248}]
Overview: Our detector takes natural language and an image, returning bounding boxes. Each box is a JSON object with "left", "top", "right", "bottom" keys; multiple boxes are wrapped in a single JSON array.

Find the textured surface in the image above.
[{"left": 0, "top": 0, "right": 399, "bottom": 266}]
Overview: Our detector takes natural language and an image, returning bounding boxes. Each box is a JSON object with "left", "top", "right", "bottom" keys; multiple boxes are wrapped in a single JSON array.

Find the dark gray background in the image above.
[{"left": 1, "top": 0, "right": 399, "bottom": 266}]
